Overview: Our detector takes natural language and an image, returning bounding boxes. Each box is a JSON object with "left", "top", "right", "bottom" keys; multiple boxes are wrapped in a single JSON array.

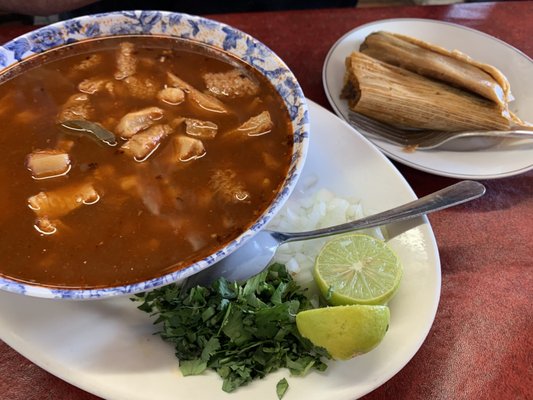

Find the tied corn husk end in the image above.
[{"left": 341, "top": 51, "right": 525, "bottom": 132}]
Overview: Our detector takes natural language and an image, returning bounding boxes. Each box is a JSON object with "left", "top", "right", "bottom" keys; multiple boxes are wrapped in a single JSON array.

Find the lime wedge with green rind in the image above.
[
  {"left": 313, "top": 234, "right": 402, "bottom": 306},
  {"left": 296, "top": 305, "right": 390, "bottom": 360}
]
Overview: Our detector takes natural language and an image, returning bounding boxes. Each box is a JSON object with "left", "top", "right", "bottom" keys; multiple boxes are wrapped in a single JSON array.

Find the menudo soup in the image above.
[{"left": 0, "top": 35, "right": 293, "bottom": 288}]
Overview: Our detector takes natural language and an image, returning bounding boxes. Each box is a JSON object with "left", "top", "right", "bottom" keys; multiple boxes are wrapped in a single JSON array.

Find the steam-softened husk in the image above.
[
  {"left": 342, "top": 52, "right": 520, "bottom": 132},
  {"left": 360, "top": 31, "right": 512, "bottom": 107}
]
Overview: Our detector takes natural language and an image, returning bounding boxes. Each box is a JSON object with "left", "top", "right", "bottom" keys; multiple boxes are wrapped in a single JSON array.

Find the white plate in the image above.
[
  {"left": 0, "top": 100, "right": 441, "bottom": 400},
  {"left": 323, "top": 18, "right": 533, "bottom": 180}
]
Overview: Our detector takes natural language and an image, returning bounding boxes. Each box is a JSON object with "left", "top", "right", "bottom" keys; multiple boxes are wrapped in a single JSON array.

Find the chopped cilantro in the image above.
[
  {"left": 276, "top": 378, "right": 289, "bottom": 399},
  {"left": 134, "top": 263, "right": 329, "bottom": 395}
]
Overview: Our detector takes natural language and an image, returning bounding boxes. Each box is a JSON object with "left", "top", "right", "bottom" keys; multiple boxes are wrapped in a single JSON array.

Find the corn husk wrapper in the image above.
[
  {"left": 341, "top": 51, "right": 533, "bottom": 132},
  {"left": 360, "top": 31, "right": 513, "bottom": 108}
]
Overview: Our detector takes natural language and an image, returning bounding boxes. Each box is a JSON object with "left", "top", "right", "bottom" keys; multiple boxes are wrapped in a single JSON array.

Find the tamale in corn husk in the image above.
[
  {"left": 341, "top": 51, "right": 528, "bottom": 132},
  {"left": 360, "top": 31, "right": 512, "bottom": 108}
]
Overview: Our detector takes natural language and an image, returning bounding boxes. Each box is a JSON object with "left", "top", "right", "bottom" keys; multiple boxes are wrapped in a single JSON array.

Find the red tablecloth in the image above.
[{"left": 0, "top": 2, "right": 532, "bottom": 399}]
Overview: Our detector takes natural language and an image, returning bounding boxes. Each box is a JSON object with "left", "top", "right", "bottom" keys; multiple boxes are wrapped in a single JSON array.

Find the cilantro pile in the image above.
[{"left": 135, "top": 263, "right": 329, "bottom": 397}]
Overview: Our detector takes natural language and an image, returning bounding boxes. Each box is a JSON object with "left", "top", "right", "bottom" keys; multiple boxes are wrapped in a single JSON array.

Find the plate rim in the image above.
[{"left": 322, "top": 17, "right": 533, "bottom": 180}]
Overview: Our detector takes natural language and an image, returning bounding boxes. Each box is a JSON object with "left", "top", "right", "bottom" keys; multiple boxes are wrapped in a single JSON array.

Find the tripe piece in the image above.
[
  {"left": 72, "top": 54, "right": 103, "bottom": 73},
  {"left": 121, "top": 124, "right": 173, "bottom": 160},
  {"left": 28, "top": 181, "right": 99, "bottom": 220},
  {"left": 78, "top": 77, "right": 115, "bottom": 95},
  {"left": 167, "top": 72, "right": 229, "bottom": 114},
  {"left": 209, "top": 169, "right": 250, "bottom": 204},
  {"left": 173, "top": 135, "right": 206, "bottom": 162},
  {"left": 124, "top": 75, "right": 159, "bottom": 100},
  {"left": 114, "top": 42, "right": 137, "bottom": 80},
  {"left": 26, "top": 150, "right": 71, "bottom": 180},
  {"left": 115, "top": 106, "right": 164, "bottom": 138},
  {"left": 185, "top": 118, "right": 218, "bottom": 139},
  {"left": 203, "top": 69, "right": 259, "bottom": 99},
  {"left": 226, "top": 111, "right": 273, "bottom": 138},
  {"left": 56, "top": 93, "right": 93, "bottom": 123},
  {"left": 157, "top": 87, "right": 185, "bottom": 105}
]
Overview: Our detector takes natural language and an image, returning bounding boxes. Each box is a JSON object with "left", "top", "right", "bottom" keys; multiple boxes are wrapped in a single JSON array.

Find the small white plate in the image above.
[
  {"left": 0, "top": 100, "right": 441, "bottom": 400},
  {"left": 323, "top": 18, "right": 533, "bottom": 179}
]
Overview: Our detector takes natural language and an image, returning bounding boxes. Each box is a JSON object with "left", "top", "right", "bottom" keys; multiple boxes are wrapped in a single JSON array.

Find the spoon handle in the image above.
[{"left": 278, "top": 180, "right": 486, "bottom": 243}]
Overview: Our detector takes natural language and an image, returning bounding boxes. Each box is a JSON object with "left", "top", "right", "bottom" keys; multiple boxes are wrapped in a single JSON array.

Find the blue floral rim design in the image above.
[{"left": 0, "top": 10, "right": 309, "bottom": 300}]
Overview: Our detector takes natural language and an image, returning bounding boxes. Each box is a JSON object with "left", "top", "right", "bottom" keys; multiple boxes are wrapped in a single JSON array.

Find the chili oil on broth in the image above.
[{"left": 0, "top": 35, "right": 293, "bottom": 289}]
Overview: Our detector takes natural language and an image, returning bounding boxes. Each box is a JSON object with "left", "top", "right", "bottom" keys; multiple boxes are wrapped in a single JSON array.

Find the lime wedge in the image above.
[
  {"left": 296, "top": 305, "right": 390, "bottom": 360},
  {"left": 313, "top": 234, "right": 402, "bottom": 306}
]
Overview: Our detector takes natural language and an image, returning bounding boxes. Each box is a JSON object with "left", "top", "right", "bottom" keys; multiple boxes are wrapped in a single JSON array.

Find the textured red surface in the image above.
[{"left": 1, "top": 2, "right": 532, "bottom": 399}]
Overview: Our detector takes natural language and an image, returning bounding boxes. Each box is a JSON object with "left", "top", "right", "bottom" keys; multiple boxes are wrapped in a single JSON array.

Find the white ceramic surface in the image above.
[
  {"left": 0, "top": 100, "right": 441, "bottom": 400},
  {"left": 323, "top": 18, "right": 533, "bottom": 180}
]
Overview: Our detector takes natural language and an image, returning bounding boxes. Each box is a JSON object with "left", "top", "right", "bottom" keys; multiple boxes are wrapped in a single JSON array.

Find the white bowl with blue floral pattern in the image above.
[{"left": 0, "top": 10, "right": 309, "bottom": 299}]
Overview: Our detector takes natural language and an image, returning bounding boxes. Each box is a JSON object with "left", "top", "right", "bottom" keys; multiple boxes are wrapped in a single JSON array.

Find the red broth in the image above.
[{"left": 0, "top": 36, "right": 292, "bottom": 288}]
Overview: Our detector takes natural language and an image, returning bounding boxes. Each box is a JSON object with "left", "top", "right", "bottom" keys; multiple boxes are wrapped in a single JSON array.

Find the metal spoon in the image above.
[{"left": 184, "top": 180, "right": 485, "bottom": 286}]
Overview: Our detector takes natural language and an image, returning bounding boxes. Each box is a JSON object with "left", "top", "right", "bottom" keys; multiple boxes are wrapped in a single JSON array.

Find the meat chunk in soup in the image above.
[
  {"left": 28, "top": 182, "right": 100, "bottom": 219},
  {"left": 114, "top": 42, "right": 137, "bottom": 80},
  {"left": 203, "top": 69, "right": 260, "bottom": 99},
  {"left": 26, "top": 150, "right": 71, "bottom": 180},
  {"left": 115, "top": 107, "right": 164, "bottom": 138},
  {"left": 57, "top": 93, "right": 93, "bottom": 123},
  {"left": 210, "top": 169, "right": 250, "bottom": 204},
  {"left": 167, "top": 72, "right": 230, "bottom": 114},
  {"left": 34, "top": 217, "right": 59, "bottom": 235},
  {"left": 173, "top": 136, "right": 206, "bottom": 162},
  {"left": 185, "top": 118, "right": 218, "bottom": 139},
  {"left": 28, "top": 182, "right": 100, "bottom": 234},
  {"left": 121, "top": 124, "right": 173, "bottom": 160},
  {"left": 78, "top": 77, "right": 115, "bottom": 95},
  {"left": 124, "top": 76, "right": 159, "bottom": 100},
  {"left": 72, "top": 54, "right": 103, "bottom": 73},
  {"left": 157, "top": 87, "right": 185, "bottom": 105},
  {"left": 226, "top": 111, "right": 273, "bottom": 138}
]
